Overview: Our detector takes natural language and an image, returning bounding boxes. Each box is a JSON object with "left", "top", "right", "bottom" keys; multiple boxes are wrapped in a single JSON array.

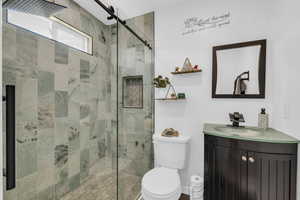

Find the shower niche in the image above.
[
  {"left": 122, "top": 76, "right": 143, "bottom": 108},
  {"left": 212, "top": 39, "right": 266, "bottom": 98}
]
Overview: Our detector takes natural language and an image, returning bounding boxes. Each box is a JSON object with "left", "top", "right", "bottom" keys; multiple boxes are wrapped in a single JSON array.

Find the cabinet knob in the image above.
[
  {"left": 242, "top": 156, "right": 247, "bottom": 162},
  {"left": 249, "top": 157, "right": 255, "bottom": 163}
]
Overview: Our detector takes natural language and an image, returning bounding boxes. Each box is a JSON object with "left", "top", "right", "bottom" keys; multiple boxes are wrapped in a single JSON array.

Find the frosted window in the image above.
[{"left": 7, "top": 10, "right": 92, "bottom": 54}]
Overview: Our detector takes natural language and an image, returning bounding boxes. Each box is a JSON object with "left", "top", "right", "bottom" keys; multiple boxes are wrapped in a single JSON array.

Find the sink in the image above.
[{"left": 214, "top": 126, "right": 261, "bottom": 137}]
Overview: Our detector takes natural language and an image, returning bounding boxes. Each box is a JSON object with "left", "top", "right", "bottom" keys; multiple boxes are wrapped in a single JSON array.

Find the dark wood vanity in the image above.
[{"left": 204, "top": 134, "right": 298, "bottom": 200}]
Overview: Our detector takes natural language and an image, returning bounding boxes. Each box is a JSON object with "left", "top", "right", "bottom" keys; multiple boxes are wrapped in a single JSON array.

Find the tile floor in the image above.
[{"left": 60, "top": 157, "right": 142, "bottom": 200}]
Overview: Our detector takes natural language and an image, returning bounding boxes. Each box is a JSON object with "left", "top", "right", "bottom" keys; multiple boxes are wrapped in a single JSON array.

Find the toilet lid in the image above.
[{"left": 142, "top": 167, "right": 181, "bottom": 197}]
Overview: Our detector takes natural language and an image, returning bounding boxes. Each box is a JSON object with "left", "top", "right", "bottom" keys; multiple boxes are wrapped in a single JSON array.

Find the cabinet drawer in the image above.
[{"left": 205, "top": 135, "right": 297, "bottom": 154}]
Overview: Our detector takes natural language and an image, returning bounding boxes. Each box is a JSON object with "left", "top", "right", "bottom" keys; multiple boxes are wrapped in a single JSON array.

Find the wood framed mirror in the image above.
[{"left": 212, "top": 39, "right": 266, "bottom": 98}]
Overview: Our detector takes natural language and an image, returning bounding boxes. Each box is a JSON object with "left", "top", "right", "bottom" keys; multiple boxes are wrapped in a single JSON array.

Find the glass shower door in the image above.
[{"left": 117, "top": 12, "right": 155, "bottom": 200}]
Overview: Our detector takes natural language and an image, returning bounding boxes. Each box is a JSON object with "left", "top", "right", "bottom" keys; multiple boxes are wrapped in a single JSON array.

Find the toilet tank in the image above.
[{"left": 153, "top": 135, "right": 190, "bottom": 170}]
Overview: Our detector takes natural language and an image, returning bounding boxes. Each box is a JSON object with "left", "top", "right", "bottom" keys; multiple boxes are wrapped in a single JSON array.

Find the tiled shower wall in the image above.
[{"left": 3, "top": 0, "right": 116, "bottom": 199}]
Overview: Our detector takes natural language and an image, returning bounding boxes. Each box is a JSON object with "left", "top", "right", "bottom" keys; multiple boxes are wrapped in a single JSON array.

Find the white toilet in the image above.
[{"left": 142, "top": 135, "right": 190, "bottom": 200}]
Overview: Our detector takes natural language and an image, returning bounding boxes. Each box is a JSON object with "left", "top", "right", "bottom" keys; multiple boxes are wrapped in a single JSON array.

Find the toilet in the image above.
[{"left": 142, "top": 135, "right": 190, "bottom": 200}]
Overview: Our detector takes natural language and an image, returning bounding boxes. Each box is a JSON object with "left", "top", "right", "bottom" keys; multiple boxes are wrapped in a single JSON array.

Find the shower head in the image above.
[{"left": 2, "top": 0, "right": 67, "bottom": 18}]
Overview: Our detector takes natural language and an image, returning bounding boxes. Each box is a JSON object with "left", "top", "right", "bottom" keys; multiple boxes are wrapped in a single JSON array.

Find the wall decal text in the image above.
[{"left": 182, "top": 12, "right": 231, "bottom": 36}]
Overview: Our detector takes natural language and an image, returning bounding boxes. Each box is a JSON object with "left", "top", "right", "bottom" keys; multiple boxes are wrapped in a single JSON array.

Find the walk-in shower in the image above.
[{"left": 2, "top": 0, "right": 154, "bottom": 199}]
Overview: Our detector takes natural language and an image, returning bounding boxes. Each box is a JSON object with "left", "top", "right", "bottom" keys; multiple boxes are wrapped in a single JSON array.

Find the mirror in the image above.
[{"left": 212, "top": 40, "right": 266, "bottom": 98}]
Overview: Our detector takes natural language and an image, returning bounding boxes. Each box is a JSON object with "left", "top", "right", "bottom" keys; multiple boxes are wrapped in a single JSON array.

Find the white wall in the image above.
[
  {"left": 154, "top": 0, "right": 300, "bottom": 194},
  {"left": 271, "top": 1, "right": 300, "bottom": 136},
  {"left": 270, "top": 2, "right": 300, "bottom": 198}
]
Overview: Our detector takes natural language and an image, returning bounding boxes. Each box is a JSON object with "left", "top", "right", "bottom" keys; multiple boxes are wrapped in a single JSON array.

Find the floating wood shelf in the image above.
[
  {"left": 171, "top": 69, "right": 202, "bottom": 75},
  {"left": 155, "top": 98, "right": 186, "bottom": 101}
]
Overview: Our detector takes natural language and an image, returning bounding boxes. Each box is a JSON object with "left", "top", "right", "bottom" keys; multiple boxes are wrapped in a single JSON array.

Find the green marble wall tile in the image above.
[
  {"left": 55, "top": 43, "right": 69, "bottom": 64},
  {"left": 136, "top": 45, "right": 145, "bottom": 63},
  {"left": 97, "top": 138, "right": 107, "bottom": 159},
  {"left": 68, "top": 151, "right": 80, "bottom": 178},
  {"left": 37, "top": 128, "right": 55, "bottom": 192},
  {"left": 80, "top": 104, "right": 90, "bottom": 120},
  {"left": 106, "top": 130, "right": 112, "bottom": 155},
  {"left": 16, "top": 77, "right": 38, "bottom": 121},
  {"left": 80, "top": 13, "right": 96, "bottom": 36},
  {"left": 37, "top": 129, "right": 54, "bottom": 163},
  {"left": 3, "top": 24, "right": 17, "bottom": 67},
  {"left": 3, "top": 70, "right": 16, "bottom": 86},
  {"left": 80, "top": 59, "right": 90, "bottom": 82},
  {"left": 55, "top": 144, "right": 68, "bottom": 168},
  {"left": 37, "top": 38, "right": 55, "bottom": 73},
  {"left": 3, "top": 63, "right": 39, "bottom": 80},
  {"left": 38, "top": 93, "right": 55, "bottom": 129},
  {"left": 69, "top": 174, "right": 80, "bottom": 192},
  {"left": 3, "top": 177, "right": 18, "bottom": 200},
  {"left": 36, "top": 167, "right": 55, "bottom": 193},
  {"left": 37, "top": 186, "right": 55, "bottom": 200},
  {"left": 89, "top": 102, "right": 99, "bottom": 139},
  {"left": 135, "top": 114, "right": 145, "bottom": 133},
  {"left": 80, "top": 122, "right": 90, "bottom": 151},
  {"left": 55, "top": 166, "right": 69, "bottom": 199},
  {"left": 38, "top": 71, "right": 55, "bottom": 97},
  {"left": 88, "top": 140, "right": 99, "bottom": 166},
  {"left": 16, "top": 120, "right": 38, "bottom": 143},
  {"left": 16, "top": 137, "right": 38, "bottom": 179},
  {"left": 68, "top": 97, "right": 80, "bottom": 122},
  {"left": 68, "top": 122, "right": 80, "bottom": 155},
  {"left": 80, "top": 149, "right": 90, "bottom": 182},
  {"left": 55, "top": 65, "right": 69, "bottom": 91},
  {"left": 16, "top": 29, "right": 38, "bottom": 68},
  {"left": 54, "top": 118, "right": 68, "bottom": 146},
  {"left": 17, "top": 172, "right": 38, "bottom": 200},
  {"left": 55, "top": 91, "right": 69, "bottom": 118},
  {"left": 90, "top": 120, "right": 105, "bottom": 139}
]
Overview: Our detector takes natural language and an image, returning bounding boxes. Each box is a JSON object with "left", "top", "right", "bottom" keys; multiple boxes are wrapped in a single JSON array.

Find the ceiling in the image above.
[{"left": 73, "top": 0, "right": 185, "bottom": 25}]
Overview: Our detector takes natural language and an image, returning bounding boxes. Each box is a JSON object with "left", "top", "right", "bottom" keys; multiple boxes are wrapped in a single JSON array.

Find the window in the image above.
[{"left": 7, "top": 10, "right": 93, "bottom": 54}]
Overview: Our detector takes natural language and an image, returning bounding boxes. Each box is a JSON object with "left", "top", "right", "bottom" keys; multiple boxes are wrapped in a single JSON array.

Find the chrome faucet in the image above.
[{"left": 229, "top": 112, "right": 245, "bottom": 127}]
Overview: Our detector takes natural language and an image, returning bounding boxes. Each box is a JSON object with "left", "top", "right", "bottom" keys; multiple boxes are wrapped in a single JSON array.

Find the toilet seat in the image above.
[{"left": 142, "top": 167, "right": 181, "bottom": 200}]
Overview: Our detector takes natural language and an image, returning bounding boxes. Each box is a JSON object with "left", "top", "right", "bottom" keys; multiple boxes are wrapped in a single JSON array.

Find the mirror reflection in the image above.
[
  {"left": 216, "top": 46, "right": 260, "bottom": 95},
  {"left": 212, "top": 40, "right": 266, "bottom": 98}
]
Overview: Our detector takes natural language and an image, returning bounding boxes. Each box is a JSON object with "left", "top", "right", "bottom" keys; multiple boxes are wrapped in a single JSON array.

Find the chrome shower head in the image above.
[{"left": 3, "top": 0, "right": 67, "bottom": 18}]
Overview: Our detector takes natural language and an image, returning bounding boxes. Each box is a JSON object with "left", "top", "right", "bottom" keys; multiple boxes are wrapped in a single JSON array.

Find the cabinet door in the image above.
[
  {"left": 204, "top": 141, "right": 216, "bottom": 200},
  {"left": 215, "top": 146, "right": 240, "bottom": 200},
  {"left": 247, "top": 152, "right": 297, "bottom": 200},
  {"left": 237, "top": 150, "right": 248, "bottom": 200}
]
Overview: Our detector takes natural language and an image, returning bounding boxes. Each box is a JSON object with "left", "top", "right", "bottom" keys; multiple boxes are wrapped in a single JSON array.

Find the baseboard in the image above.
[{"left": 182, "top": 185, "right": 190, "bottom": 195}]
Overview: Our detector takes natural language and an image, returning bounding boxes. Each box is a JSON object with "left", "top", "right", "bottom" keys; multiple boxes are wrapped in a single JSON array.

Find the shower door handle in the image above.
[{"left": 3, "top": 85, "right": 16, "bottom": 190}]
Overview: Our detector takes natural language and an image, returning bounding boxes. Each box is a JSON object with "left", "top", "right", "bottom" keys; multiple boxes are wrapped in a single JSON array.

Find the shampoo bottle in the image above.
[{"left": 258, "top": 108, "right": 269, "bottom": 129}]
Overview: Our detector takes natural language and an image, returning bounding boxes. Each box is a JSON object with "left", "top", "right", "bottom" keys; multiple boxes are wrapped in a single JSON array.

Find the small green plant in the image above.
[{"left": 153, "top": 75, "right": 170, "bottom": 88}]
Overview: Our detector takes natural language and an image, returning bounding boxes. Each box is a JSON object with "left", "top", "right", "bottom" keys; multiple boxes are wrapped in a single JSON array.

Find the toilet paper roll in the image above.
[
  {"left": 190, "top": 185, "right": 204, "bottom": 192},
  {"left": 191, "top": 175, "right": 204, "bottom": 186}
]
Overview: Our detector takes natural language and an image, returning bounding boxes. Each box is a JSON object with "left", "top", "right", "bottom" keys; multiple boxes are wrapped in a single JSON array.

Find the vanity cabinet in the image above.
[{"left": 204, "top": 135, "right": 297, "bottom": 200}]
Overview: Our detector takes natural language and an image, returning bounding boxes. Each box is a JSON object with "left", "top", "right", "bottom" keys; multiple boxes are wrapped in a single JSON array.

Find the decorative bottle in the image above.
[{"left": 258, "top": 108, "right": 269, "bottom": 129}]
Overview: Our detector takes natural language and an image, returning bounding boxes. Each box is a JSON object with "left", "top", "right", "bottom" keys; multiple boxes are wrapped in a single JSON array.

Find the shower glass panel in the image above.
[
  {"left": 117, "top": 13, "right": 155, "bottom": 200},
  {"left": 2, "top": 0, "right": 118, "bottom": 199}
]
